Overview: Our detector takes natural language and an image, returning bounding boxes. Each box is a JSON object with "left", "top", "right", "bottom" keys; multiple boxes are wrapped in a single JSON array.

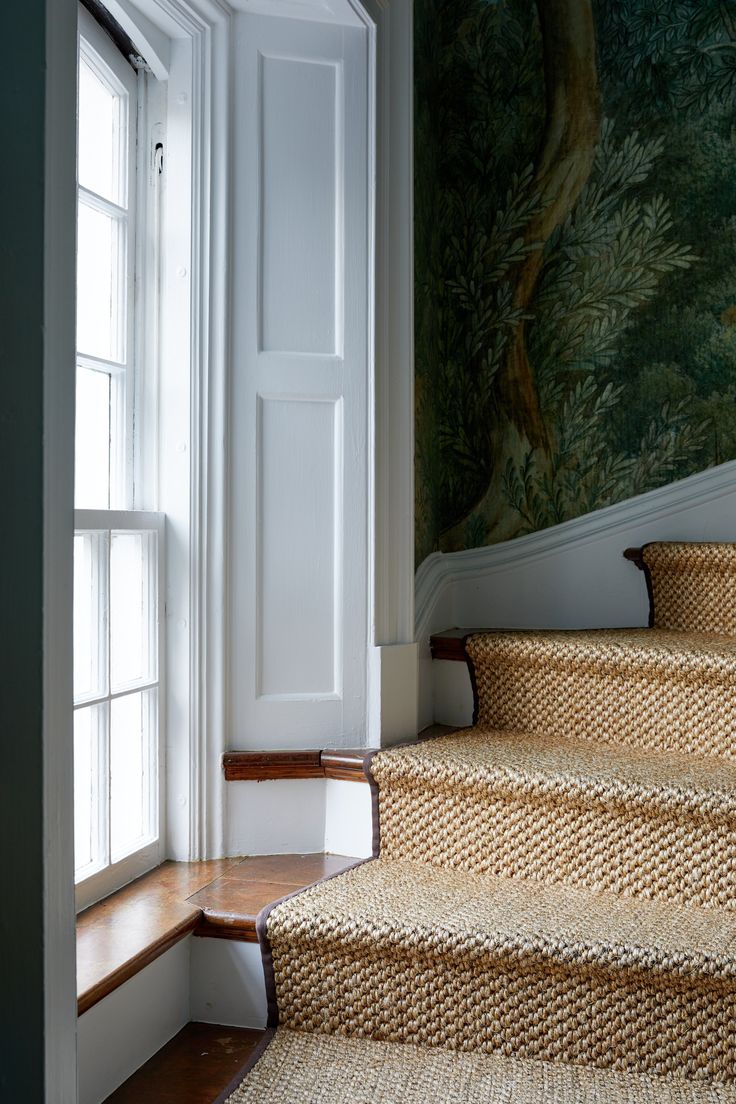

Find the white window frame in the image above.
[
  {"left": 73, "top": 511, "right": 166, "bottom": 911},
  {"left": 76, "top": 0, "right": 234, "bottom": 867},
  {"left": 76, "top": 7, "right": 138, "bottom": 509},
  {"left": 75, "top": 5, "right": 166, "bottom": 910}
]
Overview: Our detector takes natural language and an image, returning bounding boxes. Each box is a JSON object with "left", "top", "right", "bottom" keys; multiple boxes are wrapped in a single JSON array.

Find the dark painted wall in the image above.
[{"left": 1, "top": 5, "right": 53, "bottom": 1099}]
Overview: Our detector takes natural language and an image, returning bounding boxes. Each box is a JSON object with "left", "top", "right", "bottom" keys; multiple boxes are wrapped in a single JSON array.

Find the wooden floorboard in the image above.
[{"left": 104, "top": 1022, "right": 264, "bottom": 1103}]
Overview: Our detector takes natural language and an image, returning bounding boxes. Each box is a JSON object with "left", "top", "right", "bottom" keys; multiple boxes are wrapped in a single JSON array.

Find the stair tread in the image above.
[
  {"left": 269, "top": 858, "right": 736, "bottom": 981},
  {"left": 372, "top": 728, "right": 736, "bottom": 817},
  {"left": 229, "top": 1027, "right": 736, "bottom": 1103},
  {"left": 466, "top": 628, "right": 736, "bottom": 675}
]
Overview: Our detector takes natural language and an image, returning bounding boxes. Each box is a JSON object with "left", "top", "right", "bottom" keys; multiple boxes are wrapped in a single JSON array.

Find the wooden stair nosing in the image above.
[
  {"left": 430, "top": 630, "right": 472, "bottom": 662},
  {"left": 222, "top": 748, "right": 370, "bottom": 783},
  {"left": 224, "top": 728, "right": 460, "bottom": 782}
]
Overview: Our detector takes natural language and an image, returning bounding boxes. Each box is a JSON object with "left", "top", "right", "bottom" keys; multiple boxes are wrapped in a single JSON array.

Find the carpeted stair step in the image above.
[
  {"left": 370, "top": 728, "right": 736, "bottom": 910},
  {"left": 226, "top": 1027, "right": 736, "bottom": 1103},
  {"left": 465, "top": 629, "right": 736, "bottom": 761},
  {"left": 265, "top": 859, "right": 736, "bottom": 1082},
  {"left": 637, "top": 543, "right": 736, "bottom": 636}
]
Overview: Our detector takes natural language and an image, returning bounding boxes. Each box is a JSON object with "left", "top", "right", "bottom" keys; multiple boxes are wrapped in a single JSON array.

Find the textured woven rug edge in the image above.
[{"left": 256, "top": 856, "right": 376, "bottom": 1029}]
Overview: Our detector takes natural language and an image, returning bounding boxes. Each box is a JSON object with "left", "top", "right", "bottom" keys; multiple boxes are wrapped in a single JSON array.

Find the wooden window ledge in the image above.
[{"left": 77, "top": 854, "right": 357, "bottom": 1014}]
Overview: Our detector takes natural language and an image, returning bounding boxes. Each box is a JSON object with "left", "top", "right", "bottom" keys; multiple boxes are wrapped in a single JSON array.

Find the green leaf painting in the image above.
[{"left": 415, "top": 0, "right": 736, "bottom": 563}]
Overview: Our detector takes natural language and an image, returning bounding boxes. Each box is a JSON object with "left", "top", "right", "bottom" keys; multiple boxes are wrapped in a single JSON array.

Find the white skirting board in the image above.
[
  {"left": 418, "top": 461, "right": 736, "bottom": 729},
  {"left": 77, "top": 938, "right": 191, "bottom": 1104}
]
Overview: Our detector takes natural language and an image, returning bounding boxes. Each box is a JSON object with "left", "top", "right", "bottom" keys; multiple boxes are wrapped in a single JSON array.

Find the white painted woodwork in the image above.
[
  {"left": 366, "top": 0, "right": 416, "bottom": 650},
  {"left": 229, "top": 13, "right": 369, "bottom": 749},
  {"left": 324, "top": 777, "right": 373, "bottom": 858},
  {"left": 421, "top": 460, "right": 736, "bottom": 729},
  {"left": 231, "top": 0, "right": 365, "bottom": 26},
  {"left": 260, "top": 57, "right": 340, "bottom": 355},
  {"left": 258, "top": 398, "right": 341, "bottom": 698},
  {"left": 226, "top": 778, "right": 328, "bottom": 856},
  {"left": 189, "top": 939, "right": 269, "bottom": 1028},
  {"left": 78, "top": 938, "right": 191, "bottom": 1104},
  {"left": 45, "top": 0, "right": 79, "bottom": 1095},
  {"left": 226, "top": 775, "right": 374, "bottom": 858},
  {"left": 431, "top": 660, "right": 474, "bottom": 729},
  {"left": 368, "top": 642, "right": 419, "bottom": 746}
]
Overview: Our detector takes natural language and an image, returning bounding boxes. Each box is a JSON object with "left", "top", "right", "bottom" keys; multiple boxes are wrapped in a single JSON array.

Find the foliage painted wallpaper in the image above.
[{"left": 415, "top": 0, "right": 736, "bottom": 564}]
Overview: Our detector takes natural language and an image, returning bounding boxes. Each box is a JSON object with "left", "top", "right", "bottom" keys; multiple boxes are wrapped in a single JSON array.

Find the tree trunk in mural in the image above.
[
  {"left": 441, "top": 0, "right": 602, "bottom": 549},
  {"left": 498, "top": 0, "right": 601, "bottom": 450}
]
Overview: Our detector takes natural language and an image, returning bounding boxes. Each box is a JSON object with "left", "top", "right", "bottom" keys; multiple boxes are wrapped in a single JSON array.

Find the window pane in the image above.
[
  {"left": 73, "top": 532, "right": 106, "bottom": 700},
  {"left": 78, "top": 54, "right": 125, "bottom": 205},
  {"left": 75, "top": 366, "right": 111, "bottom": 508},
  {"left": 111, "top": 532, "right": 156, "bottom": 690},
  {"left": 110, "top": 690, "right": 155, "bottom": 861},
  {"left": 77, "top": 200, "right": 124, "bottom": 361},
  {"left": 74, "top": 705, "right": 104, "bottom": 875}
]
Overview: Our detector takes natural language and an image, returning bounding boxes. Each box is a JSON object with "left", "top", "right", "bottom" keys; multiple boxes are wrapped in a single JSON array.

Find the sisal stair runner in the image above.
[{"left": 223, "top": 542, "right": 736, "bottom": 1103}]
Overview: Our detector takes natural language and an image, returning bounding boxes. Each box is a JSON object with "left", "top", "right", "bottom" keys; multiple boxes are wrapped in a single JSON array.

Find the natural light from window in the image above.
[{"left": 73, "top": 10, "right": 163, "bottom": 907}]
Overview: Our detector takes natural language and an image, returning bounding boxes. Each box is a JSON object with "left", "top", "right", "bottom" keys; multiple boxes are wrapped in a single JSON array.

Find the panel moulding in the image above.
[
  {"left": 257, "top": 51, "right": 343, "bottom": 356},
  {"left": 256, "top": 394, "right": 344, "bottom": 700}
]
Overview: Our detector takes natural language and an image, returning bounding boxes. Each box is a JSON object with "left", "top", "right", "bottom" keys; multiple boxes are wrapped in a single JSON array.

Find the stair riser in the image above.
[
  {"left": 272, "top": 940, "right": 736, "bottom": 1082},
  {"left": 642, "top": 544, "right": 736, "bottom": 636},
  {"left": 472, "top": 663, "right": 736, "bottom": 761},
  {"left": 377, "top": 783, "right": 736, "bottom": 911}
]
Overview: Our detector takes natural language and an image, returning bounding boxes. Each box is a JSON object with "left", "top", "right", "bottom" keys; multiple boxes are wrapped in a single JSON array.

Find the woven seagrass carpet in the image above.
[{"left": 224, "top": 543, "right": 736, "bottom": 1103}]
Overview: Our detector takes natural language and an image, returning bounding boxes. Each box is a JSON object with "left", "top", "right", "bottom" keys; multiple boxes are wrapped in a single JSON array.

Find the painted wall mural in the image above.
[{"left": 415, "top": 0, "right": 736, "bottom": 564}]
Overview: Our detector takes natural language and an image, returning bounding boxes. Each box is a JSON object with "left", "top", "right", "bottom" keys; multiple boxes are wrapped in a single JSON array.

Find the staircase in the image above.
[{"left": 224, "top": 542, "right": 736, "bottom": 1102}]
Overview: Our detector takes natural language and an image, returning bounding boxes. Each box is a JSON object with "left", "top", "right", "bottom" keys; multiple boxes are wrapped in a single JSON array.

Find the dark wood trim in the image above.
[
  {"left": 223, "top": 731, "right": 462, "bottom": 783},
  {"left": 430, "top": 631, "right": 471, "bottom": 662},
  {"left": 223, "top": 748, "right": 370, "bottom": 782},
  {"left": 623, "top": 545, "right": 655, "bottom": 627},
  {"left": 80, "top": 0, "right": 147, "bottom": 69},
  {"left": 78, "top": 914, "right": 200, "bottom": 1015},
  {"left": 222, "top": 749, "right": 323, "bottom": 781},
  {"left": 320, "top": 749, "right": 370, "bottom": 781},
  {"left": 193, "top": 917, "right": 259, "bottom": 942},
  {"left": 623, "top": 546, "right": 645, "bottom": 569}
]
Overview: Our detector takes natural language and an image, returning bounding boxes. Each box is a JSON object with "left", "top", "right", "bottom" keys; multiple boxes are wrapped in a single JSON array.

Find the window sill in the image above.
[{"left": 76, "top": 853, "right": 357, "bottom": 1014}]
